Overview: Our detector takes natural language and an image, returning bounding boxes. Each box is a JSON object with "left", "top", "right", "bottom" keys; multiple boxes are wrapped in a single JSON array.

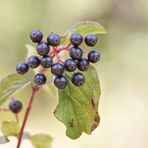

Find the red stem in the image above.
[
  {"left": 16, "top": 85, "right": 39, "bottom": 148},
  {"left": 57, "top": 43, "right": 71, "bottom": 53},
  {"left": 49, "top": 44, "right": 71, "bottom": 63}
]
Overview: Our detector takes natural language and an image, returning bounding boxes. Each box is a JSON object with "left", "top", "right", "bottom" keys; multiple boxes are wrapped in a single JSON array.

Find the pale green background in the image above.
[{"left": 0, "top": 0, "right": 148, "bottom": 148}]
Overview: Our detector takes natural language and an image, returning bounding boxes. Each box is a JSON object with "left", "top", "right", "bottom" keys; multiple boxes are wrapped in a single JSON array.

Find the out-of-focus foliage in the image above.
[
  {"left": 0, "top": 0, "right": 148, "bottom": 148},
  {"left": 29, "top": 134, "right": 52, "bottom": 148},
  {"left": 0, "top": 74, "right": 29, "bottom": 105}
]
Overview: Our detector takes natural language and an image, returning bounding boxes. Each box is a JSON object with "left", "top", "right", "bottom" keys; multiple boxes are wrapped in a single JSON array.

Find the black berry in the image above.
[
  {"left": 36, "top": 42, "right": 50, "bottom": 56},
  {"left": 72, "top": 72, "right": 85, "bottom": 86},
  {"left": 27, "top": 55, "right": 40, "bottom": 69},
  {"left": 88, "top": 50, "right": 100, "bottom": 63},
  {"left": 69, "top": 47, "right": 83, "bottom": 60},
  {"left": 34, "top": 73, "right": 46, "bottom": 85},
  {"left": 85, "top": 34, "right": 98, "bottom": 46},
  {"left": 16, "top": 62, "right": 29, "bottom": 75},
  {"left": 29, "top": 30, "right": 43, "bottom": 43},
  {"left": 70, "top": 32, "right": 83, "bottom": 46},
  {"left": 9, "top": 100, "right": 23, "bottom": 114},
  {"left": 54, "top": 75, "right": 68, "bottom": 89},
  {"left": 64, "top": 59, "right": 77, "bottom": 72},
  {"left": 47, "top": 33, "right": 61, "bottom": 46},
  {"left": 77, "top": 58, "right": 89, "bottom": 71},
  {"left": 51, "top": 63, "right": 65, "bottom": 76},
  {"left": 40, "top": 55, "right": 53, "bottom": 68}
]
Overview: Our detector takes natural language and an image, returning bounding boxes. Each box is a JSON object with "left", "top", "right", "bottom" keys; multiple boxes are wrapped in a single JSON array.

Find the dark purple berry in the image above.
[
  {"left": 88, "top": 50, "right": 100, "bottom": 63},
  {"left": 29, "top": 30, "right": 43, "bottom": 43},
  {"left": 85, "top": 34, "right": 98, "bottom": 46},
  {"left": 16, "top": 62, "right": 29, "bottom": 75},
  {"left": 27, "top": 55, "right": 40, "bottom": 69},
  {"left": 34, "top": 73, "right": 46, "bottom": 85},
  {"left": 69, "top": 47, "right": 83, "bottom": 60},
  {"left": 36, "top": 42, "right": 50, "bottom": 56},
  {"left": 9, "top": 100, "right": 23, "bottom": 114},
  {"left": 72, "top": 72, "right": 85, "bottom": 86},
  {"left": 70, "top": 32, "right": 83, "bottom": 46},
  {"left": 77, "top": 58, "right": 89, "bottom": 71},
  {"left": 47, "top": 33, "right": 61, "bottom": 46},
  {"left": 40, "top": 55, "right": 53, "bottom": 68},
  {"left": 51, "top": 63, "right": 64, "bottom": 76},
  {"left": 54, "top": 75, "right": 68, "bottom": 89},
  {"left": 64, "top": 59, "right": 77, "bottom": 72}
]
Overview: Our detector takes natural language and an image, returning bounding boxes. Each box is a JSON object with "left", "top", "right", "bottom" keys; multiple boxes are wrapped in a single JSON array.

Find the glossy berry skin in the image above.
[
  {"left": 69, "top": 47, "right": 83, "bottom": 60},
  {"left": 47, "top": 33, "right": 61, "bottom": 46},
  {"left": 16, "top": 62, "right": 29, "bottom": 75},
  {"left": 9, "top": 100, "right": 23, "bottom": 114},
  {"left": 27, "top": 55, "right": 40, "bottom": 69},
  {"left": 77, "top": 58, "right": 90, "bottom": 71},
  {"left": 72, "top": 72, "right": 85, "bottom": 86},
  {"left": 88, "top": 50, "right": 100, "bottom": 63},
  {"left": 40, "top": 55, "right": 53, "bottom": 68},
  {"left": 54, "top": 75, "right": 68, "bottom": 89},
  {"left": 64, "top": 59, "right": 77, "bottom": 72},
  {"left": 70, "top": 32, "right": 83, "bottom": 46},
  {"left": 29, "top": 30, "right": 43, "bottom": 43},
  {"left": 36, "top": 42, "right": 50, "bottom": 56},
  {"left": 34, "top": 73, "right": 46, "bottom": 85},
  {"left": 84, "top": 34, "right": 98, "bottom": 46},
  {"left": 51, "top": 63, "right": 65, "bottom": 76}
]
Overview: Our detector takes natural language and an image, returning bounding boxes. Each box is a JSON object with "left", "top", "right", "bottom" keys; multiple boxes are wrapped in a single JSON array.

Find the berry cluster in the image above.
[{"left": 16, "top": 30, "right": 100, "bottom": 89}]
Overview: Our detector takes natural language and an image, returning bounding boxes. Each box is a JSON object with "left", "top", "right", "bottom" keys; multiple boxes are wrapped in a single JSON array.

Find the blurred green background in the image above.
[{"left": 0, "top": 0, "right": 148, "bottom": 147}]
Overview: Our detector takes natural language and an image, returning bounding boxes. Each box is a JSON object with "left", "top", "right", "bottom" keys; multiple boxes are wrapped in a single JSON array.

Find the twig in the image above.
[{"left": 16, "top": 85, "right": 40, "bottom": 148}]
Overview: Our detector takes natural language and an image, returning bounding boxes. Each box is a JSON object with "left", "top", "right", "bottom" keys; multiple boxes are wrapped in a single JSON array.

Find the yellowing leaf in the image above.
[{"left": 54, "top": 65, "right": 101, "bottom": 139}]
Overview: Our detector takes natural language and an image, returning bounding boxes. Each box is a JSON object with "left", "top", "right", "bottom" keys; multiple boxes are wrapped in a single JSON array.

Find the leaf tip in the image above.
[{"left": 91, "top": 115, "right": 100, "bottom": 132}]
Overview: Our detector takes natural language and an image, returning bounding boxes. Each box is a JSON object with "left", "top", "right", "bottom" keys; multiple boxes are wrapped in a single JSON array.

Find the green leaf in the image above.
[
  {"left": 0, "top": 73, "right": 29, "bottom": 105},
  {"left": 61, "top": 21, "right": 107, "bottom": 45},
  {"left": 29, "top": 134, "right": 52, "bottom": 148},
  {"left": 0, "top": 136, "right": 9, "bottom": 144},
  {"left": 54, "top": 65, "right": 101, "bottom": 139},
  {"left": 1, "top": 121, "right": 20, "bottom": 137}
]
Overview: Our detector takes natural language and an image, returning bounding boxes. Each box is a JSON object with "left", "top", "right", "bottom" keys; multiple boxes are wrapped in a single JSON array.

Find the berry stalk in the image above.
[
  {"left": 16, "top": 85, "right": 40, "bottom": 148},
  {"left": 15, "top": 114, "right": 19, "bottom": 123}
]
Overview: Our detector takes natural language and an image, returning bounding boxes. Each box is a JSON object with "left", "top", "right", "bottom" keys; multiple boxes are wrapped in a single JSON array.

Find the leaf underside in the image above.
[
  {"left": 54, "top": 65, "right": 101, "bottom": 139},
  {"left": 0, "top": 73, "right": 29, "bottom": 105}
]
